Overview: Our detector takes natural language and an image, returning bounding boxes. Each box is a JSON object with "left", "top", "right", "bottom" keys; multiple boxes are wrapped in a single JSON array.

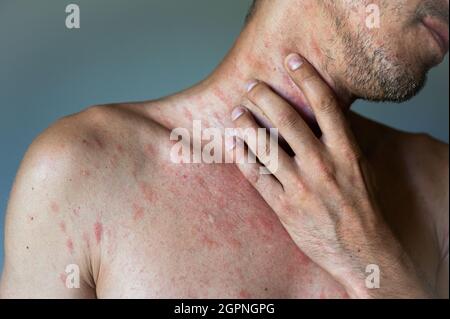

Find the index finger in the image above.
[{"left": 284, "top": 53, "right": 354, "bottom": 148}]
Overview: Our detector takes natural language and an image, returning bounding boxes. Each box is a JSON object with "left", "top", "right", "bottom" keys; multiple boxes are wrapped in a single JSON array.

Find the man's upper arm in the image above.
[{"left": 0, "top": 120, "right": 96, "bottom": 298}]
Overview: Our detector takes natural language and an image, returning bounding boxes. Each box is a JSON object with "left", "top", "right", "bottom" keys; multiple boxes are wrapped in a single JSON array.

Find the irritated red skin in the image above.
[
  {"left": 59, "top": 221, "right": 66, "bottom": 233},
  {"left": 66, "top": 238, "right": 74, "bottom": 255},
  {"left": 132, "top": 203, "right": 145, "bottom": 221},
  {"left": 50, "top": 202, "right": 60, "bottom": 214},
  {"left": 139, "top": 182, "right": 157, "bottom": 204},
  {"left": 94, "top": 222, "right": 103, "bottom": 244}
]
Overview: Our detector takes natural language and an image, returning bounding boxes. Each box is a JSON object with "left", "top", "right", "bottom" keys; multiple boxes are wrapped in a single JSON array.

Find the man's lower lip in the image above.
[{"left": 422, "top": 18, "right": 449, "bottom": 56}]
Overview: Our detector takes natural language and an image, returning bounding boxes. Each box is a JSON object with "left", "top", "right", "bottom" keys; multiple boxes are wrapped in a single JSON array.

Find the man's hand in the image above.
[{"left": 229, "top": 53, "right": 433, "bottom": 298}]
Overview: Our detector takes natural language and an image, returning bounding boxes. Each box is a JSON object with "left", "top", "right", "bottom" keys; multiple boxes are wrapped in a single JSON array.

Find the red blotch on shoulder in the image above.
[
  {"left": 183, "top": 108, "right": 193, "bottom": 121},
  {"left": 94, "top": 137, "right": 105, "bottom": 149},
  {"left": 213, "top": 87, "right": 232, "bottom": 106}
]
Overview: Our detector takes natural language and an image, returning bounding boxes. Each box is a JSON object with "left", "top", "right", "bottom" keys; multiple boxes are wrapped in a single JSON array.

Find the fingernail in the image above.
[
  {"left": 287, "top": 53, "right": 303, "bottom": 71},
  {"left": 246, "top": 80, "right": 259, "bottom": 92},
  {"left": 231, "top": 106, "right": 246, "bottom": 121}
]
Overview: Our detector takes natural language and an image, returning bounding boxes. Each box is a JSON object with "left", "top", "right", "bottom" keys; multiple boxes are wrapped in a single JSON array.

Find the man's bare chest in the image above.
[{"left": 95, "top": 163, "right": 347, "bottom": 298}]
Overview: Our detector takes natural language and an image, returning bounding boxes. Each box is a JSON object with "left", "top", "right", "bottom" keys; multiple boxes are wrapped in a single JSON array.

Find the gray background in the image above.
[{"left": 0, "top": 0, "right": 448, "bottom": 272}]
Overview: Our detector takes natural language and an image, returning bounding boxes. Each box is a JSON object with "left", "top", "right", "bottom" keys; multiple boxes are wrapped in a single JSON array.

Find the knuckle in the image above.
[
  {"left": 285, "top": 175, "right": 309, "bottom": 198},
  {"left": 314, "top": 157, "right": 337, "bottom": 184},
  {"left": 317, "top": 94, "right": 336, "bottom": 113},
  {"left": 277, "top": 111, "right": 298, "bottom": 130},
  {"left": 341, "top": 144, "right": 364, "bottom": 163},
  {"left": 292, "top": 177, "right": 309, "bottom": 194}
]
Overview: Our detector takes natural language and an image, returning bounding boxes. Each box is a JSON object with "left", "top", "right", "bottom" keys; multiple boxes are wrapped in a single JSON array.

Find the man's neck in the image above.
[{"left": 148, "top": 5, "right": 355, "bottom": 133}]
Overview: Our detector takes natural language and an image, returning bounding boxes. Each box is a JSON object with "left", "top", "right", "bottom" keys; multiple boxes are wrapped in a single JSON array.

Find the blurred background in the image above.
[{"left": 0, "top": 0, "right": 448, "bottom": 272}]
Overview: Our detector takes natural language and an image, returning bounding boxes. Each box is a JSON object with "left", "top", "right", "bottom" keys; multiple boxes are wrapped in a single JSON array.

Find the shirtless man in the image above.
[{"left": 0, "top": 0, "right": 448, "bottom": 299}]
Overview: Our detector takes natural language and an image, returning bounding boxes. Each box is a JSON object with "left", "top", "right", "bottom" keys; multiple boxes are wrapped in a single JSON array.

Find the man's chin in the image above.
[{"left": 362, "top": 68, "right": 428, "bottom": 103}]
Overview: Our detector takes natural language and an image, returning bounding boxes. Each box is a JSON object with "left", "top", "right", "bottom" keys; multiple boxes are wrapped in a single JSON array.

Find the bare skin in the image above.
[{"left": 1, "top": 0, "right": 448, "bottom": 298}]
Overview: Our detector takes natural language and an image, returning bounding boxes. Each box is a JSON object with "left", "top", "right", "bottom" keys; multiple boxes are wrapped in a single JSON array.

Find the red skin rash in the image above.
[
  {"left": 239, "top": 289, "right": 251, "bottom": 299},
  {"left": 116, "top": 144, "right": 124, "bottom": 154},
  {"left": 139, "top": 182, "right": 158, "bottom": 204},
  {"left": 94, "top": 221, "right": 103, "bottom": 244},
  {"left": 94, "top": 137, "right": 105, "bottom": 149},
  {"left": 50, "top": 202, "right": 60, "bottom": 214},
  {"left": 66, "top": 238, "right": 74, "bottom": 254},
  {"left": 132, "top": 203, "right": 145, "bottom": 221},
  {"left": 183, "top": 108, "right": 193, "bottom": 121},
  {"left": 212, "top": 87, "right": 233, "bottom": 106},
  {"left": 144, "top": 144, "right": 156, "bottom": 158},
  {"left": 201, "top": 234, "right": 220, "bottom": 249},
  {"left": 59, "top": 221, "right": 66, "bottom": 233},
  {"left": 59, "top": 273, "right": 67, "bottom": 286}
]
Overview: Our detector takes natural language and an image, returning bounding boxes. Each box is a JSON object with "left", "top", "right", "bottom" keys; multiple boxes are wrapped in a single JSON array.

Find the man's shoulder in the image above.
[
  {"left": 351, "top": 111, "right": 448, "bottom": 203},
  {"left": 350, "top": 112, "right": 448, "bottom": 169},
  {"left": 24, "top": 103, "right": 164, "bottom": 173},
  {"left": 3, "top": 103, "right": 168, "bottom": 297},
  {"left": 399, "top": 131, "right": 448, "bottom": 181},
  {"left": 9, "top": 103, "right": 167, "bottom": 220}
]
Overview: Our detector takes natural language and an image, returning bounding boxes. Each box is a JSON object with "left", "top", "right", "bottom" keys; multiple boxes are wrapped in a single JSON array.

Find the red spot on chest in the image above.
[
  {"left": 133, "top": 203, "right": 145, "bottom": 221},
  {"left": 59, "top": 273, "right": 67, "bottom": 286},
  {"left": 66, "top": 238, "right": 74, "bottom": 254},
  {"left": 59, "top": 221, "right": 66, "bottom": 233},
  {"left": 94, "top": 222, "right": 103, "bottom": 244},
  {"left": 201, "top": 234, "right": 219, "bottom": 248},
  {"left": 144, "top": 144, "right": 157, "bottom": 158},
  {"left": 139, "top": 182, "right": 157, "bottom": 204},
  {"left": 50, "top": 202, "right": 60, "bottom": 213},
  {"left": 239, "top": 289, "right": 251, "bottom": 299},
  {"left": 94, "top": 137, "right": 105, "bottom": 149}
]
